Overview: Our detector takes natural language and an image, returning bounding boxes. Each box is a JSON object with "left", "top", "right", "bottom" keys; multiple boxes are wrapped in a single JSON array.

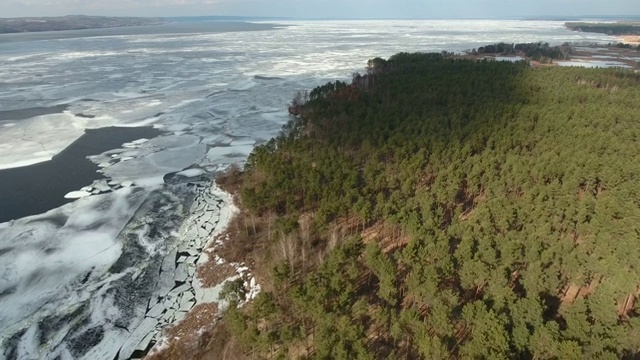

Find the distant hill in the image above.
[
  {"left": 166, "top": 16, "right": 293, "bottom": 22},
  {"left": 0, "top": 15, "right": 170, "bottom": 34}
]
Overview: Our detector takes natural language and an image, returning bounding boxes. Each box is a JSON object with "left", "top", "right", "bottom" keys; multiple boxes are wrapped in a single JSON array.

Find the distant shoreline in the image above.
[
  {"left": 0, "top": 21, "right": 285, "bottom": 43},
  {"left": 0, "top": 15, "right": 170, "bottom": 34}
]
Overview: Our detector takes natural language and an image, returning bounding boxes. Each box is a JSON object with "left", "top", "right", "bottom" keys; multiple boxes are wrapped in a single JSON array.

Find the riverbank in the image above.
[
  {"left": 143, "top": 176, "right": 261, "bottom": 359},
  {"left": 0, "top": 172, "right": 255, "bottom": 359}
]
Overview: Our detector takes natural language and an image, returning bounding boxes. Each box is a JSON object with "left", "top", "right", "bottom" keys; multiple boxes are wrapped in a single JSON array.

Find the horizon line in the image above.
[{"left": 2, "top": 14, "right": 640, "bottom": 21}]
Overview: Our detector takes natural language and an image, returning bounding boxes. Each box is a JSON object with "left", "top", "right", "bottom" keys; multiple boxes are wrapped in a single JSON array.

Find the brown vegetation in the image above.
[
  {"left": 145, "top": 303, "right": 220, "bottom": 360},
  {"left": 360, "top": 220, "right": 410, "bottom": 253},
  {"left": 197, "top": 258, "right": 238, "bottom": 288}
]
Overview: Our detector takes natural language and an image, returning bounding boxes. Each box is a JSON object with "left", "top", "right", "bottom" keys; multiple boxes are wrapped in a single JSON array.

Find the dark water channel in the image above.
[{"left": 0, "top": 126, "right": 162, "bottom": 223}]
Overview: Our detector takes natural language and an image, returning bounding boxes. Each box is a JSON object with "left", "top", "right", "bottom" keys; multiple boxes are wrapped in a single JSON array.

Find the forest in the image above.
[
  {"left": 565, "top": 22, "right": 640, "bottom": 35},
  {"left": 211, "top": 53, "right": 640, "bottom": 359},
  {"left": 474, "top": 42, "right": 571, "bottom": 62}
]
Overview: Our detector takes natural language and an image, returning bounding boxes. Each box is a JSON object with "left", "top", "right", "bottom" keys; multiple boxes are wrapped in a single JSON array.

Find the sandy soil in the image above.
[{"left": 619, "top": 36, "right": 640, "bottom": 45}]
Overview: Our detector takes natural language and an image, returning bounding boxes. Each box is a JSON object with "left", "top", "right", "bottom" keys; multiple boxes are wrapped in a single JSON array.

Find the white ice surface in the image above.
[
  {"left": 64, "top": 190, "right": 92, "bottom": 199},
  {"left": 230, "top": 80, "right": 258, "bottom": 91},
  {"left": 0, "top": 188, "right": 146, "bottom": 333},
  {"left": 0, "top": 113, "right": 84, "bottom": 170},
  {"left": 101, "top": 142, "right": 206, "bottom": 186},
  {"left": 494, "top": 56, "right": 525, "bottom": 62},
  {"left": 556, "top": 59, "right": 633, "bottom": 68},
  {"left": 176, "top": 168, "right": 205, "bottom": 177},
  {"left": 206, "top": 145, "right": 254, "bottom": 162}
]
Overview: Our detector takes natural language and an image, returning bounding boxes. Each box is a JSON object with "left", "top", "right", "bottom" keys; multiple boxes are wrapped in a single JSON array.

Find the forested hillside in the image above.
[
  {"left": 213, "top": 53, "right": 640, "bottom": 359},
  {"left": 566, "top": 22, "right": 640, "bottom": 35}
]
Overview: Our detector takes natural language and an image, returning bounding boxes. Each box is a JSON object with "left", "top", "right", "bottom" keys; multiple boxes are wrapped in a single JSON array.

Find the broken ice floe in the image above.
[
  {"left": 64, "top": 190, "right": 92, "bottom": 199},
  {"left": 176, "top": 168, "right": 205, "bottom": 178},
  {"left": 98, "top": 135, "right": 207, "bottom": 187},
  {"left": 145, "top": 185, "right": 266, "bottom": 357},
  {"left": 0, "top": 187, "right": 149, "bottom": 357},
  {"left": 0, "top": 181, "right": 242, "bottom": 360},
  {"left": 63, "top": 179, "right": 127, "bottom": 200},
  {"left": 115, "top": 184, "right": 240, "bottom": 358}
]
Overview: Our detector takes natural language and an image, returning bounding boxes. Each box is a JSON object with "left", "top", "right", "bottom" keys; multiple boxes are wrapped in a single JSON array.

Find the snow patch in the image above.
[
  {"left": 64, "top": 190, "right": 92, "bottom": 199},
  {"left": 176, "top": 168, "right": 206, "bottom": 177}
]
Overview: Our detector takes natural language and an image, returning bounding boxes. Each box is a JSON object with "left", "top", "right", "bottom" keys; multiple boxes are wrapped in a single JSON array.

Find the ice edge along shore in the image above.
[{"left": 127, "top": 181, "right": 260, "bottom": 359}]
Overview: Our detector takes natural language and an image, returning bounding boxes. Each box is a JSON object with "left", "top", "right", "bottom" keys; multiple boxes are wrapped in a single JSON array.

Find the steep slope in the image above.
[{"left": 213, "top": 53, "right": 640, "bottom": 359}]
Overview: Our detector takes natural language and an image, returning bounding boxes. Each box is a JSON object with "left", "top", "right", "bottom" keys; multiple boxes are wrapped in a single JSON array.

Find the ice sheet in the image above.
[
  {"left": 494, "top": 56, "right": 525, "bottom": 62},
  {"left": 176, "top": 168, "right": 205, "bottom": 177},
  {"left": 101, "top": 142, "right": 207, "bottom": 185},
  {"left": 556, "top": 59, "right": 633, "bottom": 68},
  {"left": 0, "top": 188, "right": 146, "bottom": 332},
  {"left": 0, "top": 113, "right": 84, "bottom": 170}
]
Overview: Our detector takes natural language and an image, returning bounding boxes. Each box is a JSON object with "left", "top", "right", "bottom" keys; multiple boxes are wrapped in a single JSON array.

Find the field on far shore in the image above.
[{"left": 620, "top": 36, "right": 640, "bottom": 45}]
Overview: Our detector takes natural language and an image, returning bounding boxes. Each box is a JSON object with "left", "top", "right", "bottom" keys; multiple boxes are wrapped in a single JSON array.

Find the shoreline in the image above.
[
  {"left": 0, "top": 162, "right": 259, "bottom": 358},
  {"left": 129, "top": 182, "right": 236, "bottom": 357},
  {"left": 143, "top": 180, "right": 261, "bottom": 359},
  {"left": 0, "top": 21, "right": 284, "bottom": 43}
]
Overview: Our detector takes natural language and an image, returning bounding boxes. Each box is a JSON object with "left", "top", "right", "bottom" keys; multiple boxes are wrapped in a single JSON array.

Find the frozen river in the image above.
[{"left": 0, "top": 19, "right": 616, "bottom": 359}]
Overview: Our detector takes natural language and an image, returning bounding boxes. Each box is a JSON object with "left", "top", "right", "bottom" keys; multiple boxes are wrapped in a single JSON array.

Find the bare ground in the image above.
[
  {"left": 619, "top": 36, "right": 640, "bottom": 45},
  {"left": 145, "top": 303, "right": 220, "bottom": 360}
]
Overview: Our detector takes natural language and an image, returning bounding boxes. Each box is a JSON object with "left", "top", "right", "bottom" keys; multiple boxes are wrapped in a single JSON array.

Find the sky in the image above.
[{"left": 1, "top": 0, "right": 639, "bottom": 19}]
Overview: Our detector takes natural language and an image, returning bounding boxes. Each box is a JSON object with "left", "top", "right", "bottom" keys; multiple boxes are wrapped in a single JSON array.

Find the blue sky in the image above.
[{"left": 1, "top": 0, "right": 639, "bottom": 18}]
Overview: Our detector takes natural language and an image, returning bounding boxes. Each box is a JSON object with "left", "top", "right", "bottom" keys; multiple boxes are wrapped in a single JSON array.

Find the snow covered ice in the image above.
[{"left": 0, "top": 19, "right": 619, "bottom": 359}]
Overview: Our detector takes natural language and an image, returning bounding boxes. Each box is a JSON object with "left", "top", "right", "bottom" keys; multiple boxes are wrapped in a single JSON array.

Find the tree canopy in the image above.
[
  {"left": 218, "top": 52, "right": 640, "bottom": 359},
  {"left": 475, "top": 42, "right": 571, "bottom": 62}
]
